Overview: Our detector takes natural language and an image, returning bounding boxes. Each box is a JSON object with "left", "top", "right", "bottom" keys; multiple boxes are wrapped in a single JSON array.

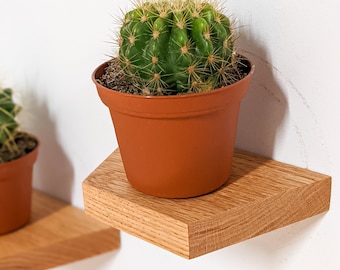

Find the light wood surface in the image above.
[
  {"left": 83, "top": 149, "right": 331, "bottom": 259},
  {"left": 0, "top": 189, "right": 120, "bottom": 269}
]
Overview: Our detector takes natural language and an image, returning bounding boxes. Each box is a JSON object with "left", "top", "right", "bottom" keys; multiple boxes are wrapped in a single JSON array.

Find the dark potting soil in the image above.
[
  {"left": 96, "top": 56, "right": 251, "bottom": 96},
  {"left": 0, "top": 132, "right": 38, "bottom": 163}
]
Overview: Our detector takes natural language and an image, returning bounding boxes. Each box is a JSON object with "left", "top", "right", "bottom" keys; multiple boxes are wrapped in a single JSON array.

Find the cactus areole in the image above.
[{"left": 116, "top": 0, "right": 245, "bottom": 95}]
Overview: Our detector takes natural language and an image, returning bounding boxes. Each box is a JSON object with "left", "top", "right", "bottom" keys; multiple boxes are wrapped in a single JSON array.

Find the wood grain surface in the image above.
[
  {"left": 0, "top": 189, "right": 120, "bottom": 269},
  {"left": 83, "top": 148, "right": 331, "bottom": 259}
]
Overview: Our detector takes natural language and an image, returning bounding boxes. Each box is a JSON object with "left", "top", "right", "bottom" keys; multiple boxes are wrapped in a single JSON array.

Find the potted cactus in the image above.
[
  {"left": 0, "top": 87, "right": 39, "bottom": 234},
  {"left": 92, "top": 0, "right": 255, "bottom": 198}
]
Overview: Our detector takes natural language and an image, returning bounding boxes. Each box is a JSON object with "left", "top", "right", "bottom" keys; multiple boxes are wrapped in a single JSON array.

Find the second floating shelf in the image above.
[
  {"left": 83, "top": 149, "right": 331, "bottom": 259},
  {"left": 0, "top": 189, "right": 120, "bottom": 269}
]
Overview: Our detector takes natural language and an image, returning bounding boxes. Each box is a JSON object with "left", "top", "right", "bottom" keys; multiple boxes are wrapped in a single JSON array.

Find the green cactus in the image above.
[
  {"left": 0, "top": 87, "right": 21, "bottom": 154},
  {"left": 118, "top": 0, "right": 238, "bottom": 95}
]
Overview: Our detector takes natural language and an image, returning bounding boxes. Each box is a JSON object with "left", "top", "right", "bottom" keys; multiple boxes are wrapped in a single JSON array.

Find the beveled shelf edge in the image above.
[
  {"left": 0, "top": 189, "right": 120, "bottom": 269},
  {"left": 82, "top": 148, "right": 331, "bottom": 259}
]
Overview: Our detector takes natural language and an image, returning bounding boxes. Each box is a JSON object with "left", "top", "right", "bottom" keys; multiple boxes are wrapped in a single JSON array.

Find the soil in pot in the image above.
[
  {"left": 0, "top": 132, "right": 38, "bottom": 163},
  {"left": 97, "top": 55, "right": 251, "bottom": 95}
]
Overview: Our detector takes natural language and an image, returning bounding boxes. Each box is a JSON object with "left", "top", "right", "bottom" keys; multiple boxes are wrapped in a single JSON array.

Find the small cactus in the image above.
[
  {"left": 0, "top": 87, "right": 21, "bottom": 157},
  {"left": 118, "top": 0, "right": 239, "bottom": 95}
]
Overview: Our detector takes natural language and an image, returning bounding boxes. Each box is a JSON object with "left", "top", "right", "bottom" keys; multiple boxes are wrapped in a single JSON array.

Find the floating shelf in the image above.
[
  {"left": 82, "top": 148, "right": 331, "bottom": 259},
  {"left": 0, "top": 189, "right": 120, "bottom": 269}
]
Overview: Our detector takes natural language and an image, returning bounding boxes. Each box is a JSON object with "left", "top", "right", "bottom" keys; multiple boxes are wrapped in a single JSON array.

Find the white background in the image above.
[{"left": 1, "top": 0, "right": 339, "bottom": 269}]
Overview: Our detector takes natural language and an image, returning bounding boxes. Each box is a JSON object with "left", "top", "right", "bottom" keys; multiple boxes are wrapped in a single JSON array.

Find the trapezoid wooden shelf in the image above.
[
  {"left": 82, "top": 148, "right": 331, "bottom": 259},
  {"left": 0, "top": 189, "right": 120, "bottom": 270}
]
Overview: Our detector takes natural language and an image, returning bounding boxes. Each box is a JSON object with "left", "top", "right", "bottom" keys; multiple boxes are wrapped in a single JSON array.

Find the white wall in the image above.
[{"left": 1, "top": 0, "right": 339, "bottom": 269}]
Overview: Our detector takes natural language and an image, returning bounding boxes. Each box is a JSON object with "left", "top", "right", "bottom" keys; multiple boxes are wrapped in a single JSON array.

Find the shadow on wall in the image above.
[
  {"left": 235, "top": 30, "right": 288, "bottom": 158},
  {"left": 210, "top": 213, "right": 327, "bottom": 269},
  {"left": 20, "top": 86, "right": 74, "bottom": 203}
]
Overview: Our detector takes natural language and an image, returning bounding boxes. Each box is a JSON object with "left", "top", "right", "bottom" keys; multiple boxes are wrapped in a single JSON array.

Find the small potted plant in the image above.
[
  {"left": 92, "top": 0, "right": 255, "bottom": 198},
  {"left": 0, "top": 87, "right": 39, "bottom": 234}
]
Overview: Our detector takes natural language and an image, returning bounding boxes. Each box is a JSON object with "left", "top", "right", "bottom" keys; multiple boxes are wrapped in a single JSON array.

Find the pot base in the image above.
[
  {"left": 129, "top": 178, "right": 228, "bottom": 199},
  {"left": 121, "top": 145, "right": 234, "bottom": 199}
]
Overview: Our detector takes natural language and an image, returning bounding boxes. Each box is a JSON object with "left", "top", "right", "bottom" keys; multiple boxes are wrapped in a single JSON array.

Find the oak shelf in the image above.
[
  {"left": 82, "top": 148, "right": 331, "bottom": 259},
  {"left": 0, "top": 189, "right": 120, "bottom": 269}
]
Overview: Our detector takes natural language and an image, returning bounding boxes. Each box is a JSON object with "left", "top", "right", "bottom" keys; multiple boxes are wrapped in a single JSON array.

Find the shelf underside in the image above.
[{"left": 83, "top": 148, "right": 331, "bottom": 259}]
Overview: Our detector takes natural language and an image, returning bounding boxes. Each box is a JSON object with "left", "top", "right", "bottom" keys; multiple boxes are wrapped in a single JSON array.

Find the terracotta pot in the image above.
[
  {"left": 93, "top": 57, "right": 254, "bottom": 198},
  {"left": 0, "top": 137, "right": 39, "bottom": 234}
]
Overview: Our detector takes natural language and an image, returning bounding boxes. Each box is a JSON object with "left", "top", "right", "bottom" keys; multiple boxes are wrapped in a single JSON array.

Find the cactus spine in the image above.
[
  {"left": 0, "top": 87, "right": 21, "bottom": 154},
  {"left": 119, "top": 0, "right": 237, "bottom": 95}
]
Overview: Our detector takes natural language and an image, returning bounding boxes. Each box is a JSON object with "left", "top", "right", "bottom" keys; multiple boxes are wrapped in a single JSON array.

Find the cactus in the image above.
[
  {"left": 118, "top": 0, "right": 239, "bottom": 95},
  {"left": 0, "top": 87, "right": 21, "bottom": 156}
]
